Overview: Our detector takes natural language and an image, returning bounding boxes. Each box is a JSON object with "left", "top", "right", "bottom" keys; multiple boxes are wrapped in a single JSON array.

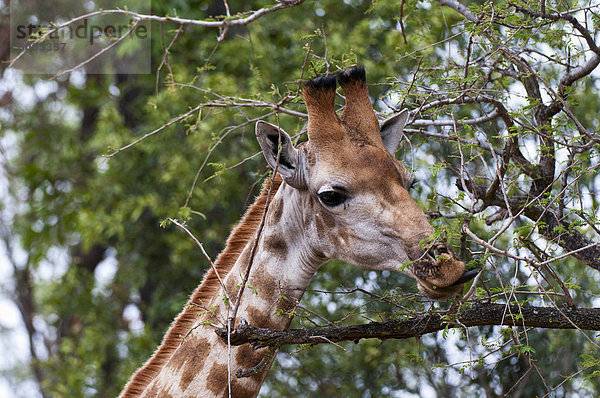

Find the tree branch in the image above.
[
  {"left": 9, "top": 0, "right": 307, "bottom": 69},
  {"left": 457, "top": 178, "right": 600, "bottom": 271},
  {"left": 438, "top": 0, "right": 479, "bottom": 23},
  {"left": 509, "top": 3, "right": 600, "bottom": 57},
  {"left": 216, "top": 303, "right": 600, "bottom": 351}
]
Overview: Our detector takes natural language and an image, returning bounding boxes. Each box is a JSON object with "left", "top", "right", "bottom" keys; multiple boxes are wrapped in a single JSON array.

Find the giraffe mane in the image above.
[{"left": 120, "top": 174, "right": 283, "bottom": 397}]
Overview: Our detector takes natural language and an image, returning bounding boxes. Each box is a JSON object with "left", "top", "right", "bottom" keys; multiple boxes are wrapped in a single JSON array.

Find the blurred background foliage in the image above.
[{"left": 1, "top": 0, "right": 600, "bottom": 397}]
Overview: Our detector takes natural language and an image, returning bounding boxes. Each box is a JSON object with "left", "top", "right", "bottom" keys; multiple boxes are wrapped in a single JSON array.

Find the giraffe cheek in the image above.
[{"left": 329, "top": 226, "right": 351, "bottom": 250}]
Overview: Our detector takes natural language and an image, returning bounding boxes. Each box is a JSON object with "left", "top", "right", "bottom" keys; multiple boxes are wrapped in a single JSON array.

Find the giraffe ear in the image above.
[
  {"left": 380, "top": 109, "right": 409, "bottom": 154},
  {"left": 256, "top": 121, "right": 307, "bottom": 190}
]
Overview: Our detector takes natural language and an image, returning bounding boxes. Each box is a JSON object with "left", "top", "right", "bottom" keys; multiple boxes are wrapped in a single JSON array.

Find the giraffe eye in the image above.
[{"left": 318, "top": 190, "right": 348, "bottom": 207}]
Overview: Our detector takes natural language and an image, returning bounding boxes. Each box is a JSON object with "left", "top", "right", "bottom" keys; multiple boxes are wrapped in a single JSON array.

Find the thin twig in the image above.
[
  {"left": 53, "top": 19, "right": 141, "bottom": 79},
  {"left": 168, "top": 218, "right": 230, "bottom": 304}
]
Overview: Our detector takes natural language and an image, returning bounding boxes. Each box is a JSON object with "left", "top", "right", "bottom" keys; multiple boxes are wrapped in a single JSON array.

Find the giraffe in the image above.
[{"left": 120, "top": 67, "right": 475, "bottom": 397}]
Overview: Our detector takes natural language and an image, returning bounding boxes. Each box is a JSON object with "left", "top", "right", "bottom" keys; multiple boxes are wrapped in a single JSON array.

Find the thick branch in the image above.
[
  {"left": 522, "top": 204, "right": 600, "bottom": 271},
  {"left": 457, "top": 179, "right": 600, "bottom": 271},
  {"left": 559, "top": 54, "right": 600, "bottom": 94},
  {"left": 438, "top": 0, "right": 479, "bottom": 23},
  {"left": 217, "top": 303, "right": 600, "bottom": 349},
  {"left": 410, "top": 110, "right": 500, "bottom": 127}
]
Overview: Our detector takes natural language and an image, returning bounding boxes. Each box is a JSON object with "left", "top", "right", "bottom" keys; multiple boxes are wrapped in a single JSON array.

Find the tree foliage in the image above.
[{"left": 1, "top": 0, "right": 600, "bottom": 397}]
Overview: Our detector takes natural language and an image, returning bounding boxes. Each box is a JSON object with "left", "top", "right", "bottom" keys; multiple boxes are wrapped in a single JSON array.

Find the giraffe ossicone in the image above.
[{"left": 120, "top": 66, "right": 474, "bottom": 397}]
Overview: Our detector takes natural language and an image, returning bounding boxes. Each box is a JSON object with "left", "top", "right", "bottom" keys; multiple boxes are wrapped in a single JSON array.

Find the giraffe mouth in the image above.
[
  {"left": 415, "top": 281, "right": 464, "bottom": 300},
  {"left": 407, "top": 244, "right": 479, "bottom": 300},
  {"left": 413, "top": 266, "right": 479, "bottom": 300},
  {"left": 449, "top": 268, "right": 479, "bottom": 287}
]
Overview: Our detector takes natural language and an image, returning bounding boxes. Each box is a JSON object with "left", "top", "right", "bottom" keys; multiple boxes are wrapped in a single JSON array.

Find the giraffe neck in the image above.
[{"left": 141, "top": 181, "right": 323, "bottom": 397}]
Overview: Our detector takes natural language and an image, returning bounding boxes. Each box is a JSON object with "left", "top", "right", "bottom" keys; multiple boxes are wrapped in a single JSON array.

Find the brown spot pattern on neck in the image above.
[{"left": 119, "top": 175, "right": 282, "bottom": 397}]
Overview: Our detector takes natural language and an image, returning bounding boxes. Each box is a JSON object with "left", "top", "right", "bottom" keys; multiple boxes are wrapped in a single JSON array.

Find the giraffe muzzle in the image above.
[
  {"left": 428, "top": 243, "right": 480, "bottom": 286},
  {"left": 416, "top": 243, "right": 478, "bottom": 289},
  {"left": 425, "top": 243, "right": 479, "bottom": 286}
]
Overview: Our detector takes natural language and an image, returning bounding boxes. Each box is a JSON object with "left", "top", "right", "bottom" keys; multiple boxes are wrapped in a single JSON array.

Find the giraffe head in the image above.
[{"left": 256, "top": 67, "right": 473, "bottom": 300}]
